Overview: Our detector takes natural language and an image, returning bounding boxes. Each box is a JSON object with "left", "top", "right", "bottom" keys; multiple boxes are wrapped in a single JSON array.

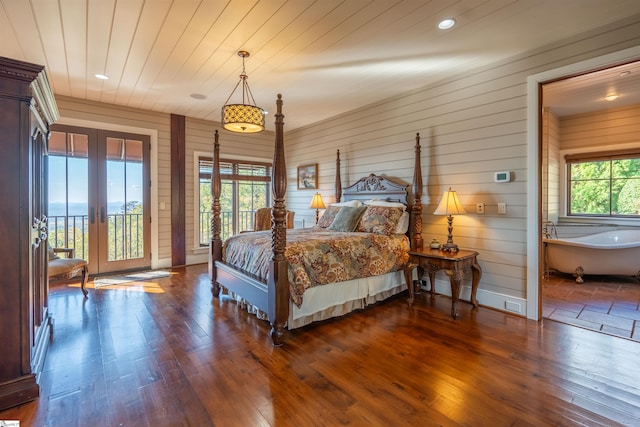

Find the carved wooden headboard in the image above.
[{"left": 341, "top": 174, "right": 408, "bottom": 205}]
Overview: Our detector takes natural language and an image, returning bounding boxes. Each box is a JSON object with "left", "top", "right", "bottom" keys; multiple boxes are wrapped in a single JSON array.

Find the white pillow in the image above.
[
  {"left": 331, "top": 200, "right": 361, "bottom": 207},
  {"left": 364, "top": 199, "right": 406, "bottom": 210},
  {"left": 395, "top": 211, "right": 410, "bottom": 234}
]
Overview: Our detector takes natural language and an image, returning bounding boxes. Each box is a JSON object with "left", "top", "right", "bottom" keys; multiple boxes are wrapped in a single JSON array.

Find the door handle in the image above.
[
  {"left": 100, "top": 207, "right": 106, "bottom": 223},
  {"left": 90, "top": 207, "right": 96, "bottom": 224}
]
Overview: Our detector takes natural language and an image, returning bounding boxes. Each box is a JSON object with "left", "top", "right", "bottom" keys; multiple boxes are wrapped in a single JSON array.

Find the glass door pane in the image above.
[
  {"left": 106, "top": 138, "right": 140, "bottom": 260},
  {"left": 47, "top": 130, "right": 90, "bottom": 261},
  {"left": 100, "top": 135, "right": 149, "bottom": 271}
]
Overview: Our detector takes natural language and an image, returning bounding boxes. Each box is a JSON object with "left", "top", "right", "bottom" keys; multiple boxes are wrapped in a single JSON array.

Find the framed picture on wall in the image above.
[{"left": 297, "top": 164, "right": 318, "bottom": 189}]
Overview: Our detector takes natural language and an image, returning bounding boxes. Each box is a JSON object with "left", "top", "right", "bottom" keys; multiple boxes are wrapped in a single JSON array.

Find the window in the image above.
[
  {"left": 198, "top": 156, "right": 271, "bottom": 244},
  {"left": 566, "top": 149, "right": 640, "bottom": 216}
]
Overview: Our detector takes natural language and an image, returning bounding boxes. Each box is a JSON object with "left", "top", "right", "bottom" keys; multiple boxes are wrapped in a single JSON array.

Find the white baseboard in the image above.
[
  {"left": 420, "top": 279, "right": 527, "bottom": 317},
  {"left": 153, "top": 254, "right": 208, "bottom": 270},
  {"left": 153, "top": 257, "right": 173, "bottom": 270},
  {"left": 186, "top": 253, "right": 208, "bottom": 266}
]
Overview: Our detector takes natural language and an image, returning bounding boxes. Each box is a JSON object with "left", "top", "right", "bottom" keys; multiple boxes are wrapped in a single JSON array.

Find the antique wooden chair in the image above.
[{"left": 48, "top": 246, "right": 88, "bottom": 297}]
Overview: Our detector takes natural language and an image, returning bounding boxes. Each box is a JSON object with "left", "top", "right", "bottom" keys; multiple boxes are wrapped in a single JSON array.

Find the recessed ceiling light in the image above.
[
  {"left": 94, "top": 73, "right": 109, "bottom": 80},
  {"left": 605, "top": 94, "right": 618, "bottom": 102},
  {"left": 190, "top": 93, "right": 207, "bottom": 100},
  {"left": 438, "top": 18, "right": 456, "bottom": 30},
  {"left": 620, "top": 70, "right": 631, "bottom": 77}
]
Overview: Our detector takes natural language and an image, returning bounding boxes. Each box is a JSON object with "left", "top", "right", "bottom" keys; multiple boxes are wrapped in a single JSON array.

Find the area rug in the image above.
[{"left": 93, "top": 269, "right": 172, "bottom": 287}]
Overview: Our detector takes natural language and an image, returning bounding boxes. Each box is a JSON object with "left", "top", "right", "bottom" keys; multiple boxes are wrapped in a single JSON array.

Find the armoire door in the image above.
[
  {"left": 0, "top": 56, "right": 57, "bottom": 411},
  {"left": 31, "top": 126, "right": 51, "bottom": 375}
]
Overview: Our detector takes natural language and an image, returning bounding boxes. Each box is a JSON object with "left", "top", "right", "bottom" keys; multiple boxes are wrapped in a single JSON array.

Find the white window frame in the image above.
[
  {"left": 192, "top": 151, "right": 272, "bottom": 252},
  {"left": 559, "top": 142, "right": 640, "bottom": 225}
]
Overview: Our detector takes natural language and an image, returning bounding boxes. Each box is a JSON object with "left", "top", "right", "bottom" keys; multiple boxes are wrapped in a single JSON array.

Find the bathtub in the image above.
[{"left": 543, "top": 229, "right": 640, "bottom": 283}]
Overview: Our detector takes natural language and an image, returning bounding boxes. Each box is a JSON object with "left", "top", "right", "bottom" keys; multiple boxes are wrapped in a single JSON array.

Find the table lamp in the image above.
[
  {"left": 433, "top": 187, "right": 466, "bottom": 252},
  {"left": 309, "top": 192, "right": 326, "bottom": 225}
]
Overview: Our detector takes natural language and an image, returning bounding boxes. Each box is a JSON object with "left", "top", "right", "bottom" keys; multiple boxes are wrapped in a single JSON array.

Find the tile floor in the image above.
[{"left": 543, "top": 272, "right": 640, "bottom": 342}]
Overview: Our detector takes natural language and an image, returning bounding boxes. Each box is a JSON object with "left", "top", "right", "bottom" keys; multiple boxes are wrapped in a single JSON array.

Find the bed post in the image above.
[
  {"left": 335, "top": 149, "right": 342, "bottom": 203},
  {"left": 411, "top": 132, "right": 423, "bottom": 250},
  {"left": 268, "top": 94, "right": 288, "bottom": 346},
  {"left": 209, "top": 130, "right": 222, "bottom": 296}
]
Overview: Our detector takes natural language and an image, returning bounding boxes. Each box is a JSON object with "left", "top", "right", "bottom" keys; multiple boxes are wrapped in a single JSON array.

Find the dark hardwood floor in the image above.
[{"left": 2, "top": 263, "right": 640, "bottom": 426}]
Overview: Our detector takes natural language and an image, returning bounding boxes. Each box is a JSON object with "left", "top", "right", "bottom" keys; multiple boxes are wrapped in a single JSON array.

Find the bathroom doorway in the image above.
[{"left": 539, "top": 59, "right": 640, "bottom": 341}]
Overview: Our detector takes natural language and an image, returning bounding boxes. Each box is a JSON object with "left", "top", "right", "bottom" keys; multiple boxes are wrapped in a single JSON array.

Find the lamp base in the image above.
[
  {"left": 440, "top": 242, "right": 459, "bottom": 252},
  {"left": 440, "top": 214, "right": 459, "bottom": 252}
]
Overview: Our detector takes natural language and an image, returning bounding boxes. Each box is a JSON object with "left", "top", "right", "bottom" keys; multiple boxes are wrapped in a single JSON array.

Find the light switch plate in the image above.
[
  {"left": 498, "top": 202, "right": 506, "bottom": 214},
  {"left": 476, "top": 202, "right": 485, "bottom": 214}
]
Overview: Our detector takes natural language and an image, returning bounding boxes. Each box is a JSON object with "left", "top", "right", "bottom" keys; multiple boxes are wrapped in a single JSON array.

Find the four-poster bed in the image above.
[{"left": 209, "top": 94, "right": 424, "bottom": 346}]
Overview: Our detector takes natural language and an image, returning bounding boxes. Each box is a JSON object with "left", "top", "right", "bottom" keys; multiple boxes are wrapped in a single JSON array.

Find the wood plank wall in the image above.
[
  {"left": 552, "top": 103, "right": 640, "bottom": 237},
  {"left": 560, "top": 103, "right": 640, "bottom": 150},
  {"left": 55, "top": 95, "right": 173, "bottom": 265},
  {"left": 543, "top": 108, "right": 561, "bottom": 224},
  {"left": 283, "top": 15, "right": 640, "bottom": 312},
  {"left": 53, "top": 14, "right": 640, "bottom": 315},
  {"left": 555, "top": 103, "right": 640, "bottom": 226}
]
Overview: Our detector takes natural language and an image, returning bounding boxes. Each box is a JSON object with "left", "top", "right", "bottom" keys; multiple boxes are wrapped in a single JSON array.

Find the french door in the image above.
[{"left": 47, "top": 125, "right": 151, "bottom": 275}]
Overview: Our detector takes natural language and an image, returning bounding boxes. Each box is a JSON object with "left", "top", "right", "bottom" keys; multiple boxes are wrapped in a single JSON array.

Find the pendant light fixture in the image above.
[{"left": 221, "top": 50, "right": 265, "bottom": 133}]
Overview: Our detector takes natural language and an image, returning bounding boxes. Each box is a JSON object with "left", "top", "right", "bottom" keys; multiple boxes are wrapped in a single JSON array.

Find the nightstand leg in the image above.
[
  {"left": 427, "top": 272, "right": 436, "bottom": 296},
  {"left": 445, "top": 269, "right": 464, "bottom": 319},
  {"left": 405, "top": 263, "right": 417, "bottom": 306},
  {"left": 471, "top": 260, "right": 482, "bottom": 308}
]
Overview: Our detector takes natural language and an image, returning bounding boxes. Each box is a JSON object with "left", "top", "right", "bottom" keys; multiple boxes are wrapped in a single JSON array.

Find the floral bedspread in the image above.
[{"left": 222, "top": 228, "right": 410, "bottom": 307}]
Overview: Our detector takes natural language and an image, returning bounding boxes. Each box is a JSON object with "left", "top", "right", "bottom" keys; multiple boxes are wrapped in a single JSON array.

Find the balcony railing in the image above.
[
  {"left": 50, "top": 210, "right": 257, "bottom": 256},
  {"left": 47, "top": 213, "right": 143, "bottom": 261},
  {"left": 199, "top": 210, "right": 255, "bottom": 245},
  {"left": 107, "top": 213, "right": 144, "bottom": 260},
  {"left": 48, "top": 215, "right": 89, "bottom": 259}
]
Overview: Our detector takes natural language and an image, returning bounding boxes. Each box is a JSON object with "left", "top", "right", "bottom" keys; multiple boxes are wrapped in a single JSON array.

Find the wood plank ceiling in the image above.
[{"left": 1, "top": 0, "right": 640, "bottom": 130}]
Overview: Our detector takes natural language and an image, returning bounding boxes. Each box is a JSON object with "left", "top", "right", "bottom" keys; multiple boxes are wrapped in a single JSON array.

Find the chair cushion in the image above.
[{"left": 49, "top": 258, "right": 87, "bottom": 279}]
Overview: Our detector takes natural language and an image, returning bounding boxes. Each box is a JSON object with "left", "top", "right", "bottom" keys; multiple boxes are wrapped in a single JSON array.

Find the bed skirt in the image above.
[{"left": 225, "top": 269, "right": 412, "bottom": 330}]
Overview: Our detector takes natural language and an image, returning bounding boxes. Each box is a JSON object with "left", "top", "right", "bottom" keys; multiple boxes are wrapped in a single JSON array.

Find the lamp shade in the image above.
[
  {"left": 309, "top": 192, "right": 326, "bottom": 209},
  {"left": 433, "top": 187, "right": 466, "bottom": 216},
  {"left": 221, "top": 104, "right": 265, "bottom": 133}
]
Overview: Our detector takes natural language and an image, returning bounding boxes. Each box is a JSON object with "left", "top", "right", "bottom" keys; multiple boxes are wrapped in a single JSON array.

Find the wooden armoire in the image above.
[{"left": 0, "top": 57, "right": 59, "bottom": 410}]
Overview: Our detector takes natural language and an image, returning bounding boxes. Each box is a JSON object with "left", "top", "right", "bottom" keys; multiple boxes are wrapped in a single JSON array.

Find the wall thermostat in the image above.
[{"left": 494, "top": 171, "right": 511, "bottom": 183}]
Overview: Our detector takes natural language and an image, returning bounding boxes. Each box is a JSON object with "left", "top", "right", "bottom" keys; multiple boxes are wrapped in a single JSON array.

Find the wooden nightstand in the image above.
[{"left": 407, "top": 247, "right": 482, "bottom": 318}]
